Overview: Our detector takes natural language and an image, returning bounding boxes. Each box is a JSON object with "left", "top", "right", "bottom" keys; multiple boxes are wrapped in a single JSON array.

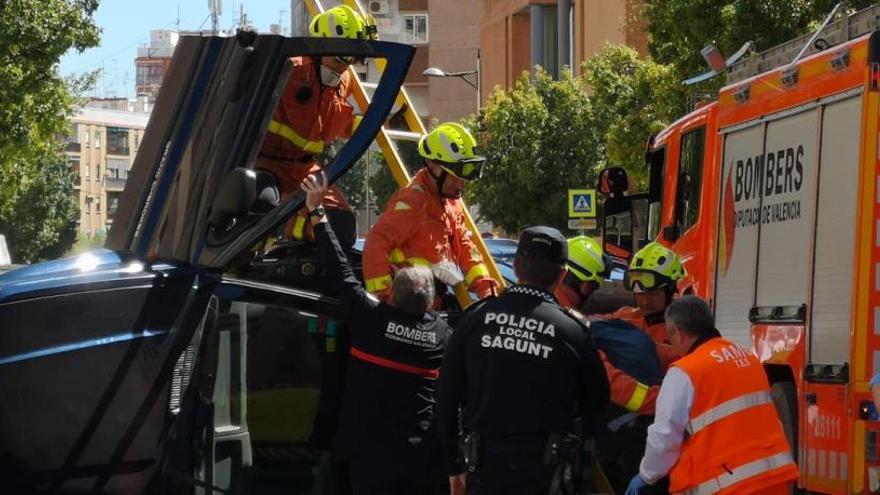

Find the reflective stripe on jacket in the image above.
[
  {"left": 670, "top": 337, "right": 798, "bottom": 494},
  {"left": 362, "top": 168, "right": 490, "bottom": 294},
  {"left": 259, "top": 56, "right": 355, "bottom": 161}
]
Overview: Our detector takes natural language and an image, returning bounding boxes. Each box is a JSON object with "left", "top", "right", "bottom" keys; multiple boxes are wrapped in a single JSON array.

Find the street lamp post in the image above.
[{"left": 423, "top": 49, "right": 482, "bottom": 113}]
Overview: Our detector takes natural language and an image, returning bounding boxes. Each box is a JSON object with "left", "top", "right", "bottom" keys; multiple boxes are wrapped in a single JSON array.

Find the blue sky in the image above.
[{"left": 60, "top": 0, "right": 293, "bottom": 98}]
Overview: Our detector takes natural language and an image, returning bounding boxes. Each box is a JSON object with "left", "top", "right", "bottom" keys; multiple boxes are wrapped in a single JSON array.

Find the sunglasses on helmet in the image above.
[
  {"left": 623, "top": 270, "right": 673, "bottom": 292},
  {"left": 439, "top": 157, "right": 486, "bottom": 182}
]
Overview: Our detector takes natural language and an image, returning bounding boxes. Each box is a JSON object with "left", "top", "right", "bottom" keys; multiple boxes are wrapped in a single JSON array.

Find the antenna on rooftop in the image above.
[{"left": 208, "top": 0, "right": 222, "bottom": 34}]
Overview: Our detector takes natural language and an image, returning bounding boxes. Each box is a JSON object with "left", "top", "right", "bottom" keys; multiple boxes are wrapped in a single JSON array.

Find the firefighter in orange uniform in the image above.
[
  {"left": 556, "top": 236, "right": 661, "bottom": 415},
  {"left": 557, "top": 236, "right": 666, "bottom": 493},
  {"left": 626, "top": 296, "right": 798, "bottom": 494},
  {"left": 603, "top": 242, "right": 688, "bottom": 370},
  {"left": 362, "top": 123, "right": 498, "bottom": 302},
  {"left": 255, "top": 5, "right": 375, "bottom": 249}
]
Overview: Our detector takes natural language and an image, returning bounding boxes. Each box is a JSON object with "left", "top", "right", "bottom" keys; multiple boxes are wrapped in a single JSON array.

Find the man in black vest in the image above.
[{"left": 303, "top": 174, "right": 451, "bottom": 495}]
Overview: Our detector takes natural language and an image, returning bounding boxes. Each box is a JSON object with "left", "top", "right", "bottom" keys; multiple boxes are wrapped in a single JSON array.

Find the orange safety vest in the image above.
[
  {"left": 362, "top": 169, "right": 490, "bottom": 294},
  {"left": 669, "top": 337, "right": 798, "bottom": 494}
]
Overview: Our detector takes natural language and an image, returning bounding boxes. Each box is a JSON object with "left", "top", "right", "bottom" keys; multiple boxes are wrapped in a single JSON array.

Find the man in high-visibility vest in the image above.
[
  {"left": 255, "top": 5, "right": 375, "bottom": 250},
  {"left": 362, "top": 123, "right": 498, "bottom": 303},
  {"left": 601, "top": 242, "right": 687, "bottom": 370},
  {"left": 625, "top": 296, "right": 798, "bottom": 495}
]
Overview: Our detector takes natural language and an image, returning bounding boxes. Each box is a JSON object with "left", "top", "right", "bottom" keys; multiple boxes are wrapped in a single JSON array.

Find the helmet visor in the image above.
[
  {"left": 624, "top": 270, "right": 672, "bottom": 292},
  {"left": 440, "top": 157, "right": 486, "bottom": 181}
]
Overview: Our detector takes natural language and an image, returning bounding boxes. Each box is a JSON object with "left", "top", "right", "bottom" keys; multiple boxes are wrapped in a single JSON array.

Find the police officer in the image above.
[
  {"left": 437, "top": 226, "right": 610, "bottom": 495},
  {"left": 303, "top": 174, "right": 451, "bottom": 495}
]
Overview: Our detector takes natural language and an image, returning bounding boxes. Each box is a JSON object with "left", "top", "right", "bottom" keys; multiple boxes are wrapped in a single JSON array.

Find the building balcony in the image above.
[
  {"left": 107, "top": 146, "right": 130, "bottom": 156},
  {"left": 65, "top": 142, "right": 81, "bottom": 152},
  {"left": 104, "top": 177, "right": 127, "bottom": 191}
]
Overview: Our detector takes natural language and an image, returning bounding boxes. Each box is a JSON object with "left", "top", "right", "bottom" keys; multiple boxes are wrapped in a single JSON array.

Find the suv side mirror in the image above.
[{"left": 209, "top": 168, "right": 257, "bottom": 230}]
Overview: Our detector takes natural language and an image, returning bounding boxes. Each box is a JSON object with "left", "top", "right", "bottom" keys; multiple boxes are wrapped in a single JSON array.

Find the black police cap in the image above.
[{"left": 516, "top": 226, "right": 568, "bottom": 265}]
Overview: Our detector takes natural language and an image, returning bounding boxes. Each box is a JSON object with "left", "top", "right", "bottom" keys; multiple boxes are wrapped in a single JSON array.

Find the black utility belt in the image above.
[{"left": 461, "top": 432, "right": 585, "bottom": 469}]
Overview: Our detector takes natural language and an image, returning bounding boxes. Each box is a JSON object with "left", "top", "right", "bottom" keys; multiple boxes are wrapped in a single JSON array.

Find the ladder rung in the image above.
[
  {"left": 360, "top": 81, "right": 378, "bottom": 89},
  {"left": 383, "top": 129, "right": 423, "bottom": 142}
]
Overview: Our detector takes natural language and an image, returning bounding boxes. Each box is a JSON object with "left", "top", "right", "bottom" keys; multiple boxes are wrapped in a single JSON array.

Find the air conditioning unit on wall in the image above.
[{"left": 369, "top": 0, "right": 390, "bottom": 16}]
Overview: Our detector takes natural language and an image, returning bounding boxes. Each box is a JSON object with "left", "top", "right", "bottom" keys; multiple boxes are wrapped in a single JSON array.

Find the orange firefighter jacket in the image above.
[
  {"left": 554, "top": 291, "right": 661, "bottom": 415},
  {"left": 256, "top": 56, "right": 356, "bottom": 240},
  {"left": 604, "top": 306, "right": 681, "bottom": 369},
  {"left": 588, "top": 306, "right": 683, "bottom": 415},
  {"left": 362, "top": 169, "right": 494, "bottom": 298},
  {"left": 668, "top": 337, "right": 798, "bottom": 494}
]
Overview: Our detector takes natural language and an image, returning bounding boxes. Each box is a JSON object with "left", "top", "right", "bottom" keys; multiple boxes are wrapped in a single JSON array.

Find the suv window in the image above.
[{"left": 675, "top": 127, "right": 705, "bottom": 233}]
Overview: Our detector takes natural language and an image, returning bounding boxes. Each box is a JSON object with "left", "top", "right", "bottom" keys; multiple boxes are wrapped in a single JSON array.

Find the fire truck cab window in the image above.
[{"left": 675, "top": 127, "right": 705, "bottom": 233}]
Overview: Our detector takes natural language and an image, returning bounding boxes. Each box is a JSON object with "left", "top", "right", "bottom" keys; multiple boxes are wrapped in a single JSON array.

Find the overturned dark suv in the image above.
[{"left": 0, "top": 32, "right": 414, "bottom": 494}]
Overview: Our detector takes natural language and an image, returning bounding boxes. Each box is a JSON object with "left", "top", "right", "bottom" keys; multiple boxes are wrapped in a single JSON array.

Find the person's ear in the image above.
[{"left": 551, "top": 267, "right": 569, "bottom": 291}]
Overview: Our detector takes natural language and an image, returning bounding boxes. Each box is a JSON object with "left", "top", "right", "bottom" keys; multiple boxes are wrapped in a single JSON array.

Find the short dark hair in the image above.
[
  {"left": 665, "top": 295, "right": 716, "bottom": 338},
  {"left": 391, "top": 266, "right": 435, "bottom": 316},
  {"left": 514, "top": 254, "right": 564, "bottom": 290}
]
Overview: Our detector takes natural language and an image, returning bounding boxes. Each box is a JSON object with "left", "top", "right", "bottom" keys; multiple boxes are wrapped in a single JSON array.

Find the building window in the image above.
[
  {"left": 94, "top": 130, "right": 101, "bottom": 148},
  {"left": 107, "top": 193, "right": 121, "bottom": 216},
  {"left": 64, "top": 124, "right": 81, "bottom": 152},
  {"left": 107, "top": 127, "right": 130, "bottom": 155},
  {"left": 401, "top": 14, "right": 428, "bottom": 44},
  {"left": 134, "top": 132, "right": 140, "bottom": 150},
  {"left": 136, "top": 64, "right": 164, "bottom": 88},
  {"left": 542, "top": 6, "right": 559, "bottom": 78},
  {"left": 106, "top": 158, "right": 130, "bottom": 179},
  {"left": 674, "top": 126, "right": 705, "bottom": 233},
  {"left": 68, "top": 158, "right": 81, "bottom": 182}
]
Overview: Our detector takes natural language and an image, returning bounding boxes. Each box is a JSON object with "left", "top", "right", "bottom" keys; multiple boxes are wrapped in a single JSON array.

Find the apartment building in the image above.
[
  {"left": 63, "top": 104, "right": 150, "bottom": 238},
  {"left": 480, "top": 0, "right": 648, "bottom": 102}
]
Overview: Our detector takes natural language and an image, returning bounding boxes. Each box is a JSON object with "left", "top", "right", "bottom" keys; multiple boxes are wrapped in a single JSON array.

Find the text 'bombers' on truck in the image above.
[{"left": 600, "top": 4, "right": 880, "bottom": 493}]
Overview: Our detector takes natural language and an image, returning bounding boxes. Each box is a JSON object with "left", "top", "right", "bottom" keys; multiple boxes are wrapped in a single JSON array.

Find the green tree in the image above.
[
  {"left": 467, "top": 68, "right": 604, "bottom": 233},
  {"left": 582, "top": 44, "right": 687, "bottom": 189},
  {"left": 645, "top": 0, "right": 875, "bottom": 83},
  {"left": 0, "top": 0, "right": 100, "bottom": 262}
]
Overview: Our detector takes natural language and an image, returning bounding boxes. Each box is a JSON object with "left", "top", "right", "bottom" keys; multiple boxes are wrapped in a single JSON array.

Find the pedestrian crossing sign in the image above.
[{"left": 568, "top": 189, "right": 596, "bottom": 218}]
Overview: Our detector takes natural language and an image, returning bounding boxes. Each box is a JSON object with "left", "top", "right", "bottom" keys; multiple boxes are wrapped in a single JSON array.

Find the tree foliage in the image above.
[
  {"left": 0, "top": 0, "right": 100, "bottom": 262},
  {"left": 466, "top": 68, "right": 603, "bottom": 233},
  {"left": 582, "top": 44, "right": 686, "bottom": 190},
  {"left": 645, "top": 0, "right": 876, "bottom": 82}
]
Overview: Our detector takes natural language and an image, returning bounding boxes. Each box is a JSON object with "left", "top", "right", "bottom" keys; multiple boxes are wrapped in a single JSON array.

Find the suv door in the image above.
[
  {"left": 206, "top": 277, "right": 348, "bottom": 494},
  {"left": 0, "top": 32, "right": 414, "bottom": 494}
]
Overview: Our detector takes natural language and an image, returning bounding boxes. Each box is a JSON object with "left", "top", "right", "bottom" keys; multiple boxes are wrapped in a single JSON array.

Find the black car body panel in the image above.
[{"left": 0, "top": 32, "right": 414, "bottom": 494}]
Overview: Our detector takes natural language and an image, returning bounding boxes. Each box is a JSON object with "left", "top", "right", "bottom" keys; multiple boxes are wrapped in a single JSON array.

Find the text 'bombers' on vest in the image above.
[{"left": 385, "top": 322, "right": 437, "bottom": 345}]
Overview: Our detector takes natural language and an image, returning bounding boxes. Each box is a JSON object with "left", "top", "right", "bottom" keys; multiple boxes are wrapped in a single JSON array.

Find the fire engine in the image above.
[{"left": 601, "top": 4, "right": 880, "bottom": 493}]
